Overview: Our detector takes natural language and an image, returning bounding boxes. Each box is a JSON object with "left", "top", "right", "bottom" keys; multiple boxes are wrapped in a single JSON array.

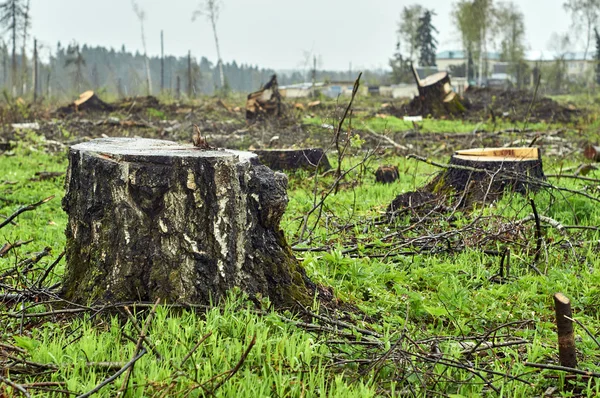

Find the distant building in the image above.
[
  {"left": 436, "top": 50, "right": 502, "bottom": 77},
  {"left": 525, "top": 50, "right": 594, "bottom": 82},
  {"left": 436, "top": 49, "right": 596, "bottom": 85},
  {"left": 279, "top": 82, "right": 324, "bottom": 98},
  {"left": 280, "top": 81, "right": 368, "bottom": 98}
]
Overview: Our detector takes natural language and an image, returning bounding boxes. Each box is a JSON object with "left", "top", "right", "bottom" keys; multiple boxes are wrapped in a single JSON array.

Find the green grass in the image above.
[
  {"left": 4, "top": 127, "right": 600, "bottom": 396},
  {"left": 303, "top": 114, "right": 557, "bottom": 134}
]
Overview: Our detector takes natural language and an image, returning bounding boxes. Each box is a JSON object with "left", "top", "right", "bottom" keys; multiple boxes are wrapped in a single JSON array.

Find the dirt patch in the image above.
[
  {"left": 385, "top": 87, "right": 581, "bottom": 123},
  {"left": 462, "top": 87, "right": 580, "bottom": 123}
]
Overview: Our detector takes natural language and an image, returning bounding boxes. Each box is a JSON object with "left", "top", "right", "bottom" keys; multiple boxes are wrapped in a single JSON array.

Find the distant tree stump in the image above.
[
  {"left": 61, "top": 138, "right": 314, "bottom": 306},
  {"left": 252, "top": 148, "right": 331, "bottom": 172},
  {"left": 375, "top": 165, "right": 399, "bottom": 184},
  {"left": 427, "top": 147, "right": 545, "bottom": 201},
  {"left": 584, "top": 145, "right": 600, "bottom": 161},
  {"left": 410, "top": 64, "right": 466, "bottom": 117},
  {"left": 57, "top": 90, "right": 114, "bottom": 114},
  {"left": 246, "top": 74, "right": 283, "bottom": 121}
]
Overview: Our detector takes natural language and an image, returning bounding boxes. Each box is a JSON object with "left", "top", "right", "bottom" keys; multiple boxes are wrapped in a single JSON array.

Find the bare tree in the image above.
[
  {"left": 546, "top": 33, "right": 572, "bottom": 92},
  {"left": 193, "top": 0, "right": 225, "bottom": 89},
  {"left": 452, "top": 0, "right": 495, "bottom": 85},
  {"left": 0, "top": 0, "right": 26, "bottom": 95},
  {"left": 397, "top": 4, "right": 424, "bottom": 64},
  {"left": 563, "top": 0, "right": 600, "bottom": 62},
  {"left": 132, "top": 0, "right": 152, "bottom": 95},
  {"left": 65, "top": 42, "right": 86, "bottom": 93},
  {"left": 495, "top": 1, "right": 527, "bottom": 85},
  {"left": 160, "top": 30, "right": 164, "bottom": 92},
  {"left": 19, "top": 0, "right": 28, "bottom": 94}
]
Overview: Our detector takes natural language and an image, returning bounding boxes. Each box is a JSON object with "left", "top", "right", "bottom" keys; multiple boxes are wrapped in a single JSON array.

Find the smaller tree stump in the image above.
[
  {"left": 246, "top": 75, "right": 283, "bottom": 121},
  {"left": 427, "top": 147, "right": 545, "bottom": 201},
  {"left": 375, "top": 165, "right": 399, "bottom": 184},
  {"left": 584, "top": 145, "right": 600, "bottom": 161},
  {"left": 58, "top": 90, "right": 114, "bottom": 114},
  {"left": 388, "top": 147, "right": 546, "bottom": 215},
  {"left": 410, "top": 64, "right": 466, "bottom": 117},
  {"left": 252, "top": 148, "right": 331, "bottom": 172},
  {"left": 553, "top": 293, "right": 577, "bottom": 369},
  {"left": 61, "top": 138, "right": 314, "bottom": 306}
]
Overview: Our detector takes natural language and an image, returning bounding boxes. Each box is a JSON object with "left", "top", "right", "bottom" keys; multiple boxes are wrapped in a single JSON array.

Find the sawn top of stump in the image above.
[
  {"left": 453, "top": 147, "right": 539, "bottom": 162},
  {"left": 71, "top": 137, "right": 257, "bottom": 164}
]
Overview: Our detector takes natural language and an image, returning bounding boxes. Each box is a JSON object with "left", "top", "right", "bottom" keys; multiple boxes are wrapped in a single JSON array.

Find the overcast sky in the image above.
[{"left": 30, "top": 0, "right": 573, "bottom": 71}]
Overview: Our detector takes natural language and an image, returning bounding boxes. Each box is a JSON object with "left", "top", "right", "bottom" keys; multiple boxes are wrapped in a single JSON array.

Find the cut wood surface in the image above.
[
  {"left": 455, "top": 147, "right": 539, "bottom": 160},
  {"left": 61, "top": 137, "right": 314, "bottom": 306}
]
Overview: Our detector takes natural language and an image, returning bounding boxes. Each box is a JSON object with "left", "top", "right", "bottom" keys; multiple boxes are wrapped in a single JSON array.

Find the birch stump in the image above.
[{"left": 61, "top": 138, "right": 313, "bottom": 306}]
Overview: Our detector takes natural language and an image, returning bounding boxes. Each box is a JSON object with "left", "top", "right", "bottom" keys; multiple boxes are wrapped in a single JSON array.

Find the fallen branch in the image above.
[
  {"left": 524, "top": 362, "right": 600, "bottom": 377},
  {"left": 117, "top": 298, "right": 160, "bottom": 396},
  {"left": 0, "top": 196, "right": 54, "bottom": 230},
  {"left": 201, "top": 335, "right": 256, "bottom": 395},
  {"left": 366, "top": 129, "right": 409, "bottom": 151},
  {"left": 75, "top": 348, "right": 147, "bottom": 398},
  {"left": 0, "top": 375, "right": 31, "bottom": 397}
]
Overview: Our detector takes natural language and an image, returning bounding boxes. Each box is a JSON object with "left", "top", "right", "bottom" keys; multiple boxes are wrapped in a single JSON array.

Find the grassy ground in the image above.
[{"left": 2, "top": 99, "right": 600, "bottom": 396}]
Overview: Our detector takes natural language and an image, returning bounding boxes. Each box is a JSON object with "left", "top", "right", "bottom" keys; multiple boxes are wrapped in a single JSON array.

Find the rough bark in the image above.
[
  {"left": 61, "top": 137, "right": 314, "bottom": 307},
  {"left": 252, "top": 148, "right": 331, "bottom": 172}
]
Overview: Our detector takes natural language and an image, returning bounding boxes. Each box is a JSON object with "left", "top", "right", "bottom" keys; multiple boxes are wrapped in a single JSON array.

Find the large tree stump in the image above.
[
  {"left": 427, "top": 147, "right": 545, "bottom": 201},
  {"left": 61, "top": 137, "right": 314, "bottom": 306},
  {"left": 252, "top": 148, "right": 331, "bottom": 172}
]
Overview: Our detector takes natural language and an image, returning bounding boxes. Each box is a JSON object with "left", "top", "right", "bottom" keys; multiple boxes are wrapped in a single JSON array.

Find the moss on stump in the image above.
[{"left": 62, "top": 137, "right": 314, "bottom": 307}]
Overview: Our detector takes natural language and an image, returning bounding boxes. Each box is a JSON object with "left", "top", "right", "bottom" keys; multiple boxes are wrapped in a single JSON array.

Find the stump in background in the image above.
[
  {"left": 246, "top": 74, "right": 283, "bottom": 121},
  {"left": 252, "top": 148, "right": 331, "bottom": 172},
  {"left": 584, "top": 145, "right": 600, "bottom": 161},
  {"left": 375, "top": 165, "right": 399, "bottom": 184},
  {"left": 62, "top": 138, "right": 314, "bottom": 306},
  {"left": 426, "top": 147, "right": 545, "bottom": 204},
  {"left": 388, "top": 147, "right": 545, "bottom": 214},
  {"left": 410, "top": 64, "right": 466, "bottom": 117},
  {"left": 57, "top": 90, "right": 114, "bottom": 114}
]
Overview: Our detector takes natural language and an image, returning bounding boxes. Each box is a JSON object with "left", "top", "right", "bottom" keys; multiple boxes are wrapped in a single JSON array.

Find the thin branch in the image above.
[
  {"left": 0, "top": 195, "right": 54, "bottom": 230},
  {"left": 75, "top": 348, "right": 147, "bottom": 398}
]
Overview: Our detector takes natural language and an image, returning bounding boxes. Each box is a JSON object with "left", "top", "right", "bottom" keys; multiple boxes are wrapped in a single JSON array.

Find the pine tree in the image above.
[{"left": 416, "top": 10, "right": 438, "bottom": 67}]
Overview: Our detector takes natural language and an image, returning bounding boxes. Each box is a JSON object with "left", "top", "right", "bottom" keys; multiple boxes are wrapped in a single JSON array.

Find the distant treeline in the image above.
[{"left": 1, "top": 42, "right": 387, "bottom": 101}]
